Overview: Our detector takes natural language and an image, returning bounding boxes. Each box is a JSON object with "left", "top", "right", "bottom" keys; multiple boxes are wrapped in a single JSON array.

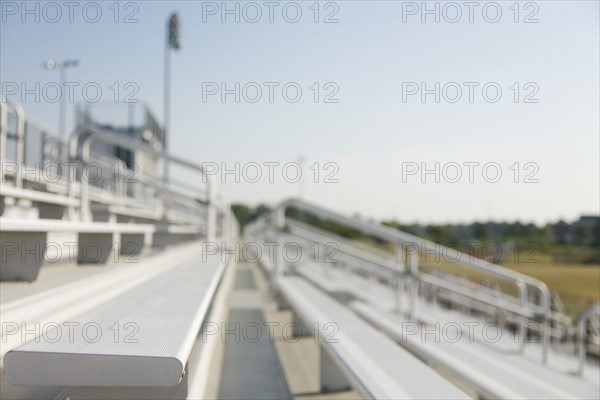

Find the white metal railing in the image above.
[
  {"left": 283, "top": 220, "right": 557, "bottom": 336},
  {"left": 266, "top": 198, "right": 555, "bottom": 364},
  {"left": 0, "top": 100, "right": 236, "bottom": 243},
  {"left": 69, "top": 125, "right": 215, "bottom": 240}
]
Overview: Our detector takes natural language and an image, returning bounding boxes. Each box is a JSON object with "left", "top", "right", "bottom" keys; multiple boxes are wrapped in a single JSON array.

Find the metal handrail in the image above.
[
  {"left": 578, "top": 303, "right": 600, "bottom": 376},
  {"left": 0, "top": 97, "right": 8, "bottom": 170},
  {"left": 0, "top": 100, "right": 26, "bottom": 188},
  {"left": 68, "top": 125, "right": 216, "bottom": 241},
  {"left": 281, "top": 224, "right": 573, "bottom": 345},
  {"left": 283, "top": 222, "right": 536, "bottom": 346},
  {"left": 272, "top": 198, "right": 553, "bottom": 363},
  {"left": 1, "top": 101, "right": 222, "bottom": 242},
  {"left": 287, "top": 220, "right": 400, "bottom": 272}
]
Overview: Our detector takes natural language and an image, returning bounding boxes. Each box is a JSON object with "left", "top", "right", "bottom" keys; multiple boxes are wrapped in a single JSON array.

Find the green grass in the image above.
[{"left": 502, "top": 259, "right": 599, "bottom": 318}]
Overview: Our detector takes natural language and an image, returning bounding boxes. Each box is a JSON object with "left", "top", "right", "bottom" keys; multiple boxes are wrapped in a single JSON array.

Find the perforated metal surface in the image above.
[{"left": 4, "top": 252, "right": 228, "bottom": 386}]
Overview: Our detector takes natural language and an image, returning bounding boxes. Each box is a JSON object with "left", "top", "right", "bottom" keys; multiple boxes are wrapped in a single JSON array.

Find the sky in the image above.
[{"left": 1, "top": 0, "right": 599, "bottom": 224}]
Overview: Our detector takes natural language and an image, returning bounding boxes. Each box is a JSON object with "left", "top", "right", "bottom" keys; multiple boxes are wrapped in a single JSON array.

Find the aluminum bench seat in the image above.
[
  {"left": 293, "top": 258, "right": 600, "bottom": 399},
  {"left": 352, "top": 301, "right": 600, "bottom": 400},
  {"left": 295, "top": 258, "right": 530, "bottom": 350},
  {"left": 276, "top": 276, "right": 469, "bottom": 400},
  {"left": 0, "top": 241, "right": 205, "bottom": 358},
  {"left": 4, "top": 252, "right": 229, "bottom": 387}
]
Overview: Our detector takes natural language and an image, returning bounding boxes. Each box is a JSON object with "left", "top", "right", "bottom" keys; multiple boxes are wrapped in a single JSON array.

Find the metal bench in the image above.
[
  {"left": 4, "top": 251, "right": 230, "bottom": 399},
  {"left": 352, "top": 301, "right": 600, "bottom": 400},
  {"left": 276, "top": 276, "right": 469, "bottom": 399},
  {"left": 292, "top": 257, "right": 600, "bottom": 399}
]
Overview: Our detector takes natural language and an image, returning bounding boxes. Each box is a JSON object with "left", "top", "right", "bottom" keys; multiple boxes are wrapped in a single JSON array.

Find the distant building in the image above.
[
  {"left": 577, "top": 215, "right": 600, "bottom": 229},
  {"left": 552, "top": 220, "right": 572, "bottom": 244}
]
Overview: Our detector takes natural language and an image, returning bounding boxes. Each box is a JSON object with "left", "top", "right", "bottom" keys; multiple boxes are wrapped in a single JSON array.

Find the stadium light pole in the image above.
[
  {"left": 44, "top": 59, "right": 79, "bottom": 140},
  {"left": 163, "top": 13, "right": 180, "bottom": 182}
]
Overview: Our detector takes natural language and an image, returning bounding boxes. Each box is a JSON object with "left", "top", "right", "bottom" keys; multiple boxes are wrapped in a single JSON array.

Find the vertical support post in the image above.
[
  {"left": 206, "top": 175, "right": 217, "bottom": 243},
  {"left": 0, "top": 98, "right": 7, "bottom": 177},
  {"left": 80, "top": 140, "right": 93, "bottom": 222},
  {"left": 395, "top": 245, "right": 403, "bottom": 317},
  {"left": 163, "top": 37, "right": 171, "bottom": 185},
  {"left": 14, "top": 103, "right": 25, "bottom": 188},
  {"left": 406, "top": 247, "right": 419, "bottom": 320},
  {"left": 517, "top": 280, "right": 527, "bottom": 354},
  {"left": 539, "top": 284, "right": 552, "bottom": 364},
  {"left": 67, "top": 132, "right": 78, "bottom": 221},
  {"left": 80, "top": 165, "right": 91, "bottom": 222},
  {"left": 578, "top": 312, "right": 588, "bottom": 376},
  {"left": 274, "top": 205, "right": 286, "bottom": 279},
  {"left": 59, "top": 67, "right": 66, "bottom": 140},
  {"left": 41, "top": 132, "right": 47, "bottom": 167},
  {"left": 320, "top": 348, "right": 350, "bottom": 392}
]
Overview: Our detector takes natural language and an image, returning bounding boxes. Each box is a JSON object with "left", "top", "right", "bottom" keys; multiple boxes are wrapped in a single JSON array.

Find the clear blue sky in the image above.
[{"left": 1, "top": 1, "right": 598, "bottom": 224}]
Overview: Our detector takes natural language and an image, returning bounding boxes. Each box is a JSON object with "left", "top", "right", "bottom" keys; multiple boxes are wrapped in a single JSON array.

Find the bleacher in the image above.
[
  {"left": 2, "top": 98, "right": 599, "bottom": 399},
  {"left": 0, "top": 99, "right": 237, "bottom": 399},
  {"left": 244, "top": 198, "right": 600, "bottom": 400}
]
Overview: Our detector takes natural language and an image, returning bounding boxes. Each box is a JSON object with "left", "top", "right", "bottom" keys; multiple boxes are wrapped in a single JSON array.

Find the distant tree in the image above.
[
  {"left": 429, "top": 225, "right": 450, "bottom": 244},
  {"left": 231, "top": 203, "right": 272, "bottom": 232},
  {"left": 231, "top": 204, "right": 250, "bottom": 227},
  {"left": 537, "top": 223, "right": 555, "bottom": 252},
  {"left": 249, "top": 204, "right": 271, "bottom": 223},
  {"left": 505, "top": 222, "right": 522, "bottom": 237},
  {"left": 592, "top": 224, "right": 600, "bottom": 247},
  {"left": 473, "top": 222, "right": 488, "bottom": 240}
]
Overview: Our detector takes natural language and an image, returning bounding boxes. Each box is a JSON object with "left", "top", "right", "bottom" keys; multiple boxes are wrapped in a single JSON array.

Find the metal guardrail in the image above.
[
  {"left": 0, "top": 100, "right": 234, "bottom": 243},
  {"left": 284, "top": 220, "right": 575, "bottom": 341},
  {"left": 270, "top": 198, "right": 554, "bottom": 364},
  {"left": 578, "top": 303, "right": 600, "bottom": 376},
  {"left": 69, "top": 126, "right": 216, "bottom": 240},
  {"left": 0, "top": 98, "right": 26, "bottom": 187}
]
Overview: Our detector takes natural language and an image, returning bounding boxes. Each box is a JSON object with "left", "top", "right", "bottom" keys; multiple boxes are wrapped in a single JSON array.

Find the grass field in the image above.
[{"left": 502, "top": 259, "right": 599, "bottom": 318}]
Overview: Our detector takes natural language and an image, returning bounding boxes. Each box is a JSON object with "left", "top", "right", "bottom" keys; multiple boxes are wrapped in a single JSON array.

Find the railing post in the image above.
[
  {"left": 395, "top": 245, "right": 403, "bottom": 317},
  {"left": 516, "top": 280, "right": 528, "bottom": 354},
  {"left": 68, "top": 132, "right": 82, "bottom": 221},
  {"left": 406, "top": 246, "right": 419, "bottom": 321},
  {"left": 1, "top": 98, "right": 7, "bottom": 175},
  {"left": 274, "top": 205, "right": 286, "bottom": 278},
  {"left": 14, "top": 103, "right": 25, "bottom": 188},
  {"left": 80, "top": 140, "right": 93, "bottom": 222},
  {"left": 539, "top": 284, "right": 552, "bottom": 364},
  {"left": 206, "top": 176, "right": 217, "bottom": 243}
]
